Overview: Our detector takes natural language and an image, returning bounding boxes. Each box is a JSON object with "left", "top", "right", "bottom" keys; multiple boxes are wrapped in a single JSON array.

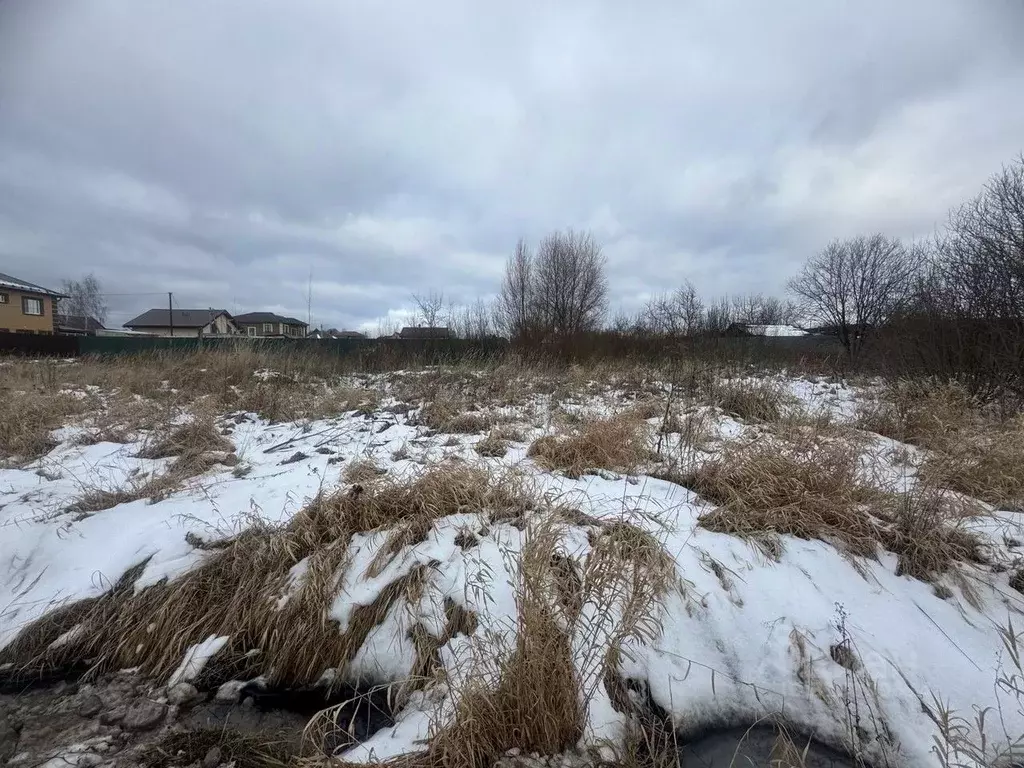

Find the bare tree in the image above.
[
  {"left": 896, "top": 156, "right": 1024, "bottom": 399},
  {"left": 530, "top": 229, "right": 608, "bottom": 338},
  {"left": 788, "top": 234, "right": 918, "bottom": 359},
  {"left": 467, "top": 298, "right": 494, "bottom": 339},
  {"left": 703, "top": 296, "right": 737, "bottom": 335},
  {"left": 495, "top": 239, "right": 535, "bottom": 340},
  {"left": 411, "top": 289, "right": 445, "bottom": 328},
  {"left": 731, "top": 294, "right": 801, "bottom": 326},
  {"left": 59, "top": 273, "right": 107, "bottom": 330},
  {"left": 938, "top": 155, "right": 1024, "bottom": 325},
  {"left": 642, "top": 281, "right": 704, "bottom": 336}
]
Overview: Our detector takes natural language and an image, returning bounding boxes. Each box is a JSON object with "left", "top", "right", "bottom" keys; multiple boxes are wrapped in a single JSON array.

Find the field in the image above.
[{"left": 1, "top": 349, "right": 1023, "bottom": 768}]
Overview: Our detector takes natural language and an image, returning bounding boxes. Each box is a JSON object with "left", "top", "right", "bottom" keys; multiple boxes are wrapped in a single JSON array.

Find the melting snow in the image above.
[{"left": 0, "top": 373, "right": 1021, "bottom": 767}]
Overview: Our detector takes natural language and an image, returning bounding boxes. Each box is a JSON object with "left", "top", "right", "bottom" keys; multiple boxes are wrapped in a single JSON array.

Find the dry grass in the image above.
[
  {"left": 709, "top": 378, "right": 790, "bottom": 423},
  {"left": 138, "top": 728, "right": 300, "bottom": 768},
  {"left": 7, "top": 465, "right": 541, "bottom": 686},
  {"left": 879, "top": 489, "right": 984, "bottom": 581},
  {"left": 138, "top": 413, "right": 232, "bottom": 460},
  {"left": 692, "top": 438, "right": 875, "bottom": 557},
  {"left": 624, "top": 397, "right": 664, "bottom": 421},
  {"left": 64, "top": 413, "right": 237, "bottom": 515},
  {"left": 474, "top": 430, "right": 510, "bottom": 458},
  {"left": 691, "top": 437, "right": 984, "bottom": 580},
  {"left": 402, "top": 514, "right": 673, "bottom": 768},
  {"left": 856, "top": 380, "right": 976, "bottom": 449},
  {"left": 0, "top": 390, "right": 88, "bottom": 464},
  {"left": 417, "top": 397, "right": 493, "bottom": 434},
  {"left": 919, "top": 422, "right": 1024, "bottom": 510},
  {"left": 74, "top": 393, "right": 172, "bottom": 446},
  {"left": 0, "top": 350, "right": 385, "bottom": 433},
  {"left": 342, "top": 458, "right": 387, "bottom": 484},
  {"left": 528, "top": 415, "right": 651, "bottom": 478},
  {"left": 858, "top": 381, "right": 1024, "bottom": 509}
]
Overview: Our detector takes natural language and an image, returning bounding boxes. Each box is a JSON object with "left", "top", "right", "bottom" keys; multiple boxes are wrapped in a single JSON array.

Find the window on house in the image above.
[
  {"left": 22, "top": 297, "right": 43, "bottom": 316},
  {"left": 0, "top": 293, "right": 8, "bottom": 303},
  {"left": 247, "top": 326, "right": 256, "bottom": 336},
  {"left": 263, "top": 323, "right": 274, "bottom": 334}
]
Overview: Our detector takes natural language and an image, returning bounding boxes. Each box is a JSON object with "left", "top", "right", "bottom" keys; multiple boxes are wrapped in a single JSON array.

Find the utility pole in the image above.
[
  {"left": 168, "top": 292, "right": 174, "bottom": 337},
  {"left": 306, "top": 268, "right": 313, "bottom": 335}
]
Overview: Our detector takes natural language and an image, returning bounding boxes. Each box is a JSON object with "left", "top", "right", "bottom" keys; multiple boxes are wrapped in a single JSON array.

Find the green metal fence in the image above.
[{"left": 76, "top": 335, "right": 509, "bottom": 364}]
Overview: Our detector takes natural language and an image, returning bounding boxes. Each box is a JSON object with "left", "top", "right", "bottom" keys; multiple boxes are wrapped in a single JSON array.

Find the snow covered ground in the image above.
[{"left": 1, "top": 367, "right": 1022, "bottom": 767}]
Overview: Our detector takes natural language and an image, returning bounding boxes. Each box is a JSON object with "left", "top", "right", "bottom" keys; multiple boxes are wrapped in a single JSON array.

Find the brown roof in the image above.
[{"left": 398, "top": 326, "right": 451, "bottom": 340}]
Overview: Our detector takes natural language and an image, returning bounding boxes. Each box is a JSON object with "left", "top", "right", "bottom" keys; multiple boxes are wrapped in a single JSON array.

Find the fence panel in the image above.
[{"left": 0, "top": 332, "right": 79, "bottom": 357}]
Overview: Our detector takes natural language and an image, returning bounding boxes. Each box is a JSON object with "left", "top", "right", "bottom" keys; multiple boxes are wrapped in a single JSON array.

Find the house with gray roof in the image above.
[
  {"left": 233, "top": 312, "right": 308, "bottom": 338},
  {"left": 123, "top": 309, "right": 239, "bottom": 337}
]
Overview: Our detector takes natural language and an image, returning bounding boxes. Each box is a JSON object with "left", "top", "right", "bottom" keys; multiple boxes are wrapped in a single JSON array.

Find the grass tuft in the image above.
[
  {"left": 919, "top": 423, "right": 1024, "bottom": 510},
  {"left": 711, "top": 379, "right": 790, "bottom": 423},
  {"left": 0, "top": 391, "right": 86, "bottom": 464},
  {"left": 138, "top": 413, "right": 233, "bottom": 460},
  {"left": 528, "top": 415, "right": 651, "bottom": 478},
  {"left": 474, "top": 430, "right": 510, "bottom": 458},
  {"left": 856, "top": 380, "right": 975, "bottom": 449},
  {"left": 691, "top": 436, "right": 985, "bottom": 581},
  {"left": 691, "top": 438, "right": 877, "bottom": 558}
]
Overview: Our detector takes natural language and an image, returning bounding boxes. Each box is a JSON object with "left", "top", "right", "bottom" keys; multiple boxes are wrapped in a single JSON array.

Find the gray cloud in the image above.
[{"left": 1, "top": 0, "right": 1022, "bottom": 331}]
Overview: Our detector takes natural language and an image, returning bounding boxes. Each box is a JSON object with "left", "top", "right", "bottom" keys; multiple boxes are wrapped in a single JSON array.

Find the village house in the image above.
[
  {"left": 307, "top": 328, "right": 367, "bottom": 340},
  {"left": 123, "top": 309, "right": 239, "bottom": 337},
  {"left": 396, "top": 326, "right": 452, "bottom": 340},
  {"left": 56, "top": 315, "right": 105, "bottom": 336},
  {"left": 233, "top": 312, "right": 308, "bottom": 338},
  {"left": 0, "top": 271, "right": 66, "bottom": 334}
]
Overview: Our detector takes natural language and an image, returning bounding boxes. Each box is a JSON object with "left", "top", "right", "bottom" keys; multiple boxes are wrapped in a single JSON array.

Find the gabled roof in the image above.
[
  {"left": 234, "top": 312, "right": 308, "bottom": 326},
  {"left": 124, "top": 309, "right": 233, "bottom": 329},
  {"left": 399, "top": 326, "right": 452, "bottom": 339},
  {"left": 308, "top": 328, "right": 366, "bottom": 339},
  {"left": 56, "top": 315, "right": 105, "bottom": 332},
  {"left": 0, "top": 271, "right": 67, "bottom": 298},
  {"left": 730, "top": 323, "right": 809, "bottom": 337}
]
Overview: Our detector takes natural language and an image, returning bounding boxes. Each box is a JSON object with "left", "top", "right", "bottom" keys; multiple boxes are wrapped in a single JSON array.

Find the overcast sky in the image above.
[{"left": 1, "top": 1, "right": 1022, "bottom": 332}]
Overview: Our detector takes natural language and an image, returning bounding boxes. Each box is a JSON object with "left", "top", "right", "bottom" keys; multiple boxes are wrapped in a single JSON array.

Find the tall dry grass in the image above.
[
  {"left": 708, "top": 378, "right": 791, "bottom": 423},
  {"left": 528, "top": 415, "right": 652, "bottom": 478},
  {"left": 0, "top": 389, "right": 89, "bottom": 464},
  {"left": 357, "top": 513, "right": 676, "bottom": 768},
  {"left": 4, "top": 465, "right": 541, "bottom": 686},
  {"left": 919, "top": 423, "right": 1024, "bottom": 510},
  {"left": 0, "top": 349, "right": 385, "bottom": 437},
  {"left": 856, "top": 380, "right": 977, "bottom": 449},
  {"left": 859, "top": 380, "right": 1024, "bottom": 510},
  {"left": 690, "top": 436, "right": 984, "bottom": 581}
]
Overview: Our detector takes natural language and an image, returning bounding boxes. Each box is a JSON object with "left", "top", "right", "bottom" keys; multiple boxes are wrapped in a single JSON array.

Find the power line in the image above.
[{"left": 95, "top": 292, "right": 175, "bottom": 297}]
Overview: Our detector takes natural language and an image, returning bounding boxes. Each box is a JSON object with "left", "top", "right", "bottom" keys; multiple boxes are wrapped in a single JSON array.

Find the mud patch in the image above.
[{"left": 0, "top": 671, "right": 395, "bottom": 767}]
